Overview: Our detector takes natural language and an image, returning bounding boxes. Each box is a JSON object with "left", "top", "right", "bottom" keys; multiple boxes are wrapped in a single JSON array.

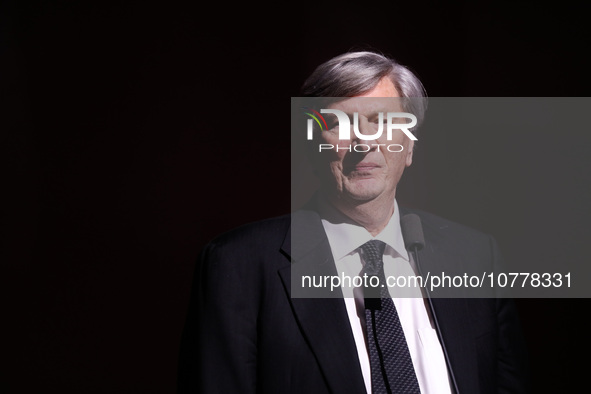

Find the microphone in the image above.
[
  {"left": 400, "top": 214, "right": 425, "bottom": 252},
  {"left": 400, "top": 213, "right": 461, "bottom": 394}
]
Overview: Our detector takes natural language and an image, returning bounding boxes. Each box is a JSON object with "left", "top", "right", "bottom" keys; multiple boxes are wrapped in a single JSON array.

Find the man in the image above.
[{"left": 178, "top": 51, "right": 529, "bottom": 393}]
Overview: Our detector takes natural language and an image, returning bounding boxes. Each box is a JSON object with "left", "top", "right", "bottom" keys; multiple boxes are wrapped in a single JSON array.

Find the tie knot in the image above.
[{"left": 360, "top": 240, "right": 386, "bottom": 275}]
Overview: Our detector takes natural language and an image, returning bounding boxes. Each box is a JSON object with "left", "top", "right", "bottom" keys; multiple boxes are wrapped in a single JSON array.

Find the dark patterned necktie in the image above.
[{"left": 361, "top": 240, "right": 421, "bottom": 394}]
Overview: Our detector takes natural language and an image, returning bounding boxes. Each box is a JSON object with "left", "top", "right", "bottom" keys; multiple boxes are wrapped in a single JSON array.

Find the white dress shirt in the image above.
[{"left": 319, "top": 199, "right": 453, "bottom": 394}]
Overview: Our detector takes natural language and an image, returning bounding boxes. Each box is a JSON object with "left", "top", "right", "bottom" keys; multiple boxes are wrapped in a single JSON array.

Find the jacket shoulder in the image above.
[
  {"left": 208, "top": 214, "right": 291, "bottom": 249},
  {"left": 400, "top": 206, "right": 496, "bottom": 253},
  {"left": 197, "top": 214, "right": 292, "bottom": 275}
]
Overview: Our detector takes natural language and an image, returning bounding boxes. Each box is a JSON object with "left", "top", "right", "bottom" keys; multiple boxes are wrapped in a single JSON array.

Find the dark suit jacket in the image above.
[{"left": 178, "top": 206, "right": 529, "bottom": 393}]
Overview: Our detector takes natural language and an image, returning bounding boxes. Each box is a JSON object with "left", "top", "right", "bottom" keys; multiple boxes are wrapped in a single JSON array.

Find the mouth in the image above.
[{"left": 344, "top": 162, "right": 380, "bottom": 174}]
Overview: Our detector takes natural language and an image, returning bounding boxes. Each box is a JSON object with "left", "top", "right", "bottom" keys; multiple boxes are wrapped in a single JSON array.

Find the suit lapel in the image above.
[{"left": 278, "top": 209, "right": 367, "bottom": 394}]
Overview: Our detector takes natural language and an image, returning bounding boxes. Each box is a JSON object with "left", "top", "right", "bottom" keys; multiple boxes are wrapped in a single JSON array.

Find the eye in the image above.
[
  {"left": 369, "top": 114, "right": 386, "bottom": 124},
  {"left": 325, "top": 116, "right": 339, "bottom": 130}
]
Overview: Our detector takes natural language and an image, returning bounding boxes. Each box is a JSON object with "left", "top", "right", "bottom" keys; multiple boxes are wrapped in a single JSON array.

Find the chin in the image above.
[
  {"left": 343, "top": 187, "right": 384, "bottom": 202},
  {"left": 346, "top": 179, "right": 384, "bottom": 195}
]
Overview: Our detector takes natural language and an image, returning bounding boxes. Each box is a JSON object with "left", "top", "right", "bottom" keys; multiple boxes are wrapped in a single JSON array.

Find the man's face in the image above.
[{"left": 313, "top": 77, "right": 414, "bottom": 205}]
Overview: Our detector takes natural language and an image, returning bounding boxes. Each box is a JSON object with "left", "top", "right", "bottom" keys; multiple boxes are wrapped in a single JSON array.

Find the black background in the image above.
[{"left": 4, "top": 1, "right": 590, "bottom": 392}]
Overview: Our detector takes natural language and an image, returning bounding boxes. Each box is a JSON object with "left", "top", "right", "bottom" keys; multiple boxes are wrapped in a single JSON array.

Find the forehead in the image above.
[{"left": 327, "top": 77, "right": 402, "bottom": 114}]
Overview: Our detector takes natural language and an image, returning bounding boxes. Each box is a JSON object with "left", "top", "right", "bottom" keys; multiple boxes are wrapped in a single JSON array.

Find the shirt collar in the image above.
[{"left": 318, "top": 198, "right": 409, "bottom": 262}]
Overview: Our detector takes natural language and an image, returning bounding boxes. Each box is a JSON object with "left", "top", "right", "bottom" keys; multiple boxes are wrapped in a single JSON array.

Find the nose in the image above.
[{"left": 352, "top": 115, "right": 380, "bottom": 149}]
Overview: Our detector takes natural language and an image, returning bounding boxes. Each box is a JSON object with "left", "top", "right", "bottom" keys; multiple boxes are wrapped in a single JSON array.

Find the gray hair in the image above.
[{"left": 301, "top": 51, "right": 428, "bottom": 129}]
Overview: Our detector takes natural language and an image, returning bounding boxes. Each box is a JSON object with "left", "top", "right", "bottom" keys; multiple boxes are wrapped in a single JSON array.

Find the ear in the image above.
[{"left": 405, "top": 140, "right": 414, "bottom": 167}]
